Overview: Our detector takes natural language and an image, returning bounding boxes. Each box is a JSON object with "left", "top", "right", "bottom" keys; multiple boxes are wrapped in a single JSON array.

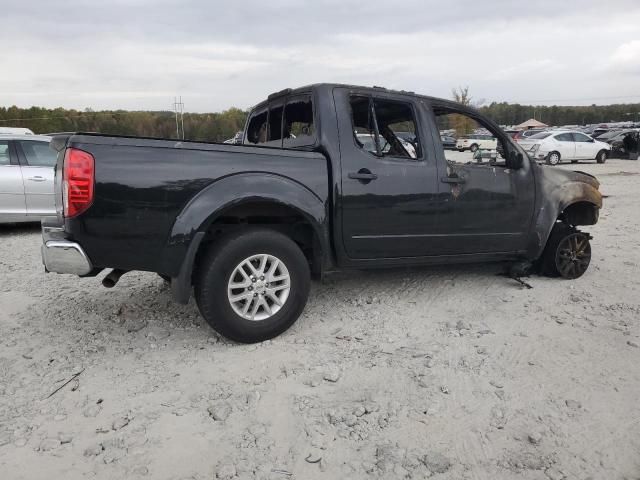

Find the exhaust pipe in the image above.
[{"left": 102, "top": 269, "right": 127, "bottom": 288}]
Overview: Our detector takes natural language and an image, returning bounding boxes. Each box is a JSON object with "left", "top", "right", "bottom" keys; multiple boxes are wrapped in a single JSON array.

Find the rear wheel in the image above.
[
  {"left": 195, "top": 228, "right": 310, "bottom": 343},
  {"left": 541, "top": 224, "right": 591, "bottom": 279},
  {"left": 546, "top": 151, "right": 561, "bottom": 165},
  {"left": 469, "top": 143, "right": 479, "bottom": 152},
  {"left": 596, "top": 150, "right": 608, "bottom": 164}
]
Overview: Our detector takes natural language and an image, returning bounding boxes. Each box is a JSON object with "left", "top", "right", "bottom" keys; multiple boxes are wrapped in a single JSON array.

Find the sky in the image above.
[{"left": 2, "top": 0, "right": 640, "bottom": 112}]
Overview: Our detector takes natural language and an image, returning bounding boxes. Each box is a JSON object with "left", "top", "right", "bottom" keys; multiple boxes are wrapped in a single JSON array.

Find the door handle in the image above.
[
  {"left": 28, "top": 176, "right": 46, "bottom": 182},
  {"left": 348, "top": 169, "right": 378, "bottom": 182},
  {"left": 440, "top": 176, "right": 466, "bottom": 184}
]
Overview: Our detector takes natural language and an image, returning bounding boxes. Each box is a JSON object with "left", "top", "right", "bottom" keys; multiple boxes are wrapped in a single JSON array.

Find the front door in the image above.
[
  {"left": 572, "top": 132, "right": 597, "bottom": 159},
  {"left": 428, "top": 102, "right": 535, "bottom": 255},
  {"left": 335, "top": 88, "right": 441, "bottom": 259},
  {"left": 15, "top": 139, "right": 56, "bottom": 216}
]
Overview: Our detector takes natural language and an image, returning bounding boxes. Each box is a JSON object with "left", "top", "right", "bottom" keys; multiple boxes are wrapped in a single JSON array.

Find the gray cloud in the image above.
[{"left": 2, "top": 0, "right": 640, "bottom": 111}]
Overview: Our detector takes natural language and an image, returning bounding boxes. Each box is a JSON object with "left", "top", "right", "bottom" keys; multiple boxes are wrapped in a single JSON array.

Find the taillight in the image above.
[{"left": 63, "top": 148, "right": 95, "bottom": 218}]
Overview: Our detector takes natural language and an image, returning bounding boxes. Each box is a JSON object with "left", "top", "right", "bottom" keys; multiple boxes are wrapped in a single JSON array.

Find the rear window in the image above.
[
  {"left": 245, "top": 94, "right": 315, "bottom": 148},
  {"left": 18, "top": 140, "right": 57, "bottom": 167},
  {"left": 528, "top": 132, "right": 552, "bottom": 139}
]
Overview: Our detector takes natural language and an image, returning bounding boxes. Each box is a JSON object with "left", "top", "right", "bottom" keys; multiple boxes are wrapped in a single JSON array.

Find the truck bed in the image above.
[{"left": 51, "top": 133, "right": 329, "bottom": 275}]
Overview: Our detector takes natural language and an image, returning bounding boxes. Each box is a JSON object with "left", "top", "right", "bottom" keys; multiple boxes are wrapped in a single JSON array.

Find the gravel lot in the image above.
[{"left": 1, "top": 159, "right": 639, "bottom": 480}]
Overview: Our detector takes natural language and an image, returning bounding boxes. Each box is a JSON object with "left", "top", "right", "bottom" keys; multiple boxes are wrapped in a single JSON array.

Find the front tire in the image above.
[
  {"left": 541, "top": 224, "right": 591, "bottom": 279},
  {"left": 469, "top": 143, "right": 479, "bottom": 153},
  {"left": 546, "top": 151, "right": 561, "bottom": 165},
  {"left": 596, "top": 150, "right": 608, "bottom": 164},
  {"left": 195, "top": 228, "right": 311, "bottom": 343}
]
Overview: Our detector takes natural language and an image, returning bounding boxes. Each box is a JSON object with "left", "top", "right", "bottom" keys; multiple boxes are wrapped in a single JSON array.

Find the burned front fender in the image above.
[{"left": 527, "top": 165, "right": 602, "bottom": 259}]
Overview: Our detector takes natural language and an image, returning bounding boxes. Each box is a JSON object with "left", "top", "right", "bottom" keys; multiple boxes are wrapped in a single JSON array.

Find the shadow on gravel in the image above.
[{"left": 0, "top": 223, "right": 40, "bottom": 236}]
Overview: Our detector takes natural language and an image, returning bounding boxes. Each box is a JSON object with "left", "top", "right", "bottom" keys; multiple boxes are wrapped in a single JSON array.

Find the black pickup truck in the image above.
[{"left": 42, "top": 84, "right": 602, "bottom": 343}]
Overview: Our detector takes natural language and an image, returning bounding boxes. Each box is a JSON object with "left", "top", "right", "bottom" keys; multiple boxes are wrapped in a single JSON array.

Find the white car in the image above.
[
  {"left": 456, "top": 134, "right": 497, "bottom": 152},
  {"left": 519, "top": 130, "right": 611, "bottom": 165},
  {"left": 0, "top": 135, "right": 56, "bottom": 223}
]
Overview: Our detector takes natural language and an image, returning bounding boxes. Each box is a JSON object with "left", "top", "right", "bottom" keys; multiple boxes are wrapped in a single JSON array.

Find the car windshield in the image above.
[{"left": 528, "top": 132, "right": 552, "bottom": 139}]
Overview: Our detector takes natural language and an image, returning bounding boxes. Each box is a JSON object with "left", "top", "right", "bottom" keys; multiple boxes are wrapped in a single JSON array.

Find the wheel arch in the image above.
[
  {"left": 528, "top": 182, "right": 601, "bottom": 260},
  {"left": 165, "top": 173, "right": 330, "bottom": 303}
]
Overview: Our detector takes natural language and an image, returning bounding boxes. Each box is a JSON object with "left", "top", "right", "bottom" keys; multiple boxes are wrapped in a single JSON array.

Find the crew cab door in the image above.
[
  {"left": 14, "top": 139, "right": 56, "bottom": 216},
  {"left": 334, "top": 88, "right": 440, "bottom": 259},
  {"left": 428, "top": 102, "right": 535, "bottom": 255},
  {"left": 0, "top": 140, "right": 27, "bottom": 220}
]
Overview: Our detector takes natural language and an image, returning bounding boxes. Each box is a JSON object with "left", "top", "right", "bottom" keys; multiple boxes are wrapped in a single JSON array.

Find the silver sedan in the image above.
[{"left": 0, "top": 135, "right": 56, "bottom": 223}]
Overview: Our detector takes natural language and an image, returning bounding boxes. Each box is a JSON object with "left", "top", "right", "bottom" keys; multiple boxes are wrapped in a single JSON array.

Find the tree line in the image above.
[
  {"left": 1, "top": 100, "right": 639, "bottom": 142},
  {"left": 0, "top": 106, "right": 247, "bottom": 142}
]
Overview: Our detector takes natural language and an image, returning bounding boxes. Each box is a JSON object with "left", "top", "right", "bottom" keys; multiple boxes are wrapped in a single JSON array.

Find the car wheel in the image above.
[
  {"left": 546, "top": 151, "right": 561, "bottom": 165},
  {"left": 469, "top": 144, "right": 479, "bottom": 152},
  {"left": 596, "top": 150, "right": 608, "bottom": 164},
  {"left": 541, "top": 223, "right": 591, "bottom": 279},
  {"left": 195, "top": 228, "right": 310, "bottom": 343}
]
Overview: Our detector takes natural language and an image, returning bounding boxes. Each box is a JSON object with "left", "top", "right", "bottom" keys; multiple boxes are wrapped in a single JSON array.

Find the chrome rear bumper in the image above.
[{"left": 41, "top": 220, "right": 93, "bottom": 276}]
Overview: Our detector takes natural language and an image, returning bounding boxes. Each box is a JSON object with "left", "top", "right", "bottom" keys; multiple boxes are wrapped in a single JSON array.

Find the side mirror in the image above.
[
  {"left": 589, "top": 138, "right": 595, "bottom": 143},
  {"left": 509, "top": 151, "right": 524, "bottom": 169}
]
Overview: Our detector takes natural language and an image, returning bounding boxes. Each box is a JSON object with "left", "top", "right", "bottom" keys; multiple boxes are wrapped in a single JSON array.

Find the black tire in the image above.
[
  {"left": 540, "top": 223, "right": 591, "bottom": 279},
  {"left": 546, "top": 151, "right": 561, "bottom": 165},
  {"left": 195, "top": 228, "right": 310, "bottom": 343},
  {"left": 596, "top": 150, "right": 608, "bottom": 164},
  {"left": 469, "top": 143, "right": 479, "bottom": 152}
]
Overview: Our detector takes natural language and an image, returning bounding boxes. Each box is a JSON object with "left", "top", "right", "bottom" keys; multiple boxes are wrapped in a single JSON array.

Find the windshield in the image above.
[{"left": 528, "top": 132, "right": 552, "bottom": 139}]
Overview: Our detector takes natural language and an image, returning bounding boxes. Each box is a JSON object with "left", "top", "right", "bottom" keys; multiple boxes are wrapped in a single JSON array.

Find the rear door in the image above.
[
  {"left": 15, "top": 139, "right": 56, "bottom": 216},
  {"left": 553, "top": 133, "right": 576, "bottom": 160},
  {"left": 0, "top": 140, "right": 27, "bottom": 220},
  {"left": 335, "top": 88, "right": 441, "bottom": 259}
]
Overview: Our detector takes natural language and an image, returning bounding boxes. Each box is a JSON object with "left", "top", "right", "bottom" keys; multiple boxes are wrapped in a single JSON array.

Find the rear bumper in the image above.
[{"left": 41, "top": 218, "right": 93, "bottom": 276}]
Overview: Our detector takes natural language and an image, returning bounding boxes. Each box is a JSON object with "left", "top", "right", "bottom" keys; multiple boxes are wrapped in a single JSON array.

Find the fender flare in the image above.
[
  {"left": 528, "top": 182, "right": 601, "bottom": 259},
  {"left": 165, "top": 173, "right": 329, "bottom": 303}
]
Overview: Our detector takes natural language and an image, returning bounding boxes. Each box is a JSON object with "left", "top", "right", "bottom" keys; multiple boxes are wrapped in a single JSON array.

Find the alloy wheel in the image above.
[
  {"left": 227, "top": 254, "right": 291, "bottom": 321},
  {"left": 555, "top": 233, "right": 591, "bottom": 279}
]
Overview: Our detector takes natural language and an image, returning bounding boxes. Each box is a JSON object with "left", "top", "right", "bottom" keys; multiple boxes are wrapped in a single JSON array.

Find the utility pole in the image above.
[{"left": 173, "top": 96, "right": 185, "bottom": 139}]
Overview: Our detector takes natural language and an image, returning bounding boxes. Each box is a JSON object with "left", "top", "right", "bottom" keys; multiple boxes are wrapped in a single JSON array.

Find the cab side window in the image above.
[
  {"left": 245, "top": 96, "right": 316, "bottom": 148},
  {"left": 349, "top": 95, "right": 420, "bottom": 159},
  {"left": 433, "top": 107, "right": 508, "bottom": 167},
  {"left": 283, "top": 96, "right": 315, "bottom": 148},
  {"left": 245, "top": 108, "right": 268, "bottom": 145}
]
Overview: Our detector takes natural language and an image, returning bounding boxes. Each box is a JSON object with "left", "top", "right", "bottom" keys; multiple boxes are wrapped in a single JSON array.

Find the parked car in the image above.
[
  {"left": 42, "top": 84, "right": 602, "bottom": 343},
  {"left": 513, "top": 129, "right": 546, "bottom": 142},
  {"left": 456, "top": 134, "right": 497, "bottom": 152},
  {"left": 592, "top": 129, "right": 621, "bottom": 141},
  {"left": 608, "top": 130, "right": 640, "bottom": 159},
  {"left": 0, "top": 135, "right": 56, "bottom": 223},
  {"left": 223, "top": 131, "right": 244, "bottom": 144},
  {"left": 0, "top": 127, "right": 35, "bottom": 135},
  {"left": 519, "top": 130, "right": 611, "bottom": 165},
  {"left": 440, "top": 135, "right": 457, "bottom": 150}
]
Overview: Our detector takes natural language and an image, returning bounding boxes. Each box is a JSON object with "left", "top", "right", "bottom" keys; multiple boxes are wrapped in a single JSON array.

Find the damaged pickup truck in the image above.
[{"left": 41, "top": 84, "right": 602, "bottom": 343}]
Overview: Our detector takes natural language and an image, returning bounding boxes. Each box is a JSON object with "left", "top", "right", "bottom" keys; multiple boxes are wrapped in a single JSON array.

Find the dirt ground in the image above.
[{"left": 1, "top": 159, "right": 639, "bottom": 480}]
